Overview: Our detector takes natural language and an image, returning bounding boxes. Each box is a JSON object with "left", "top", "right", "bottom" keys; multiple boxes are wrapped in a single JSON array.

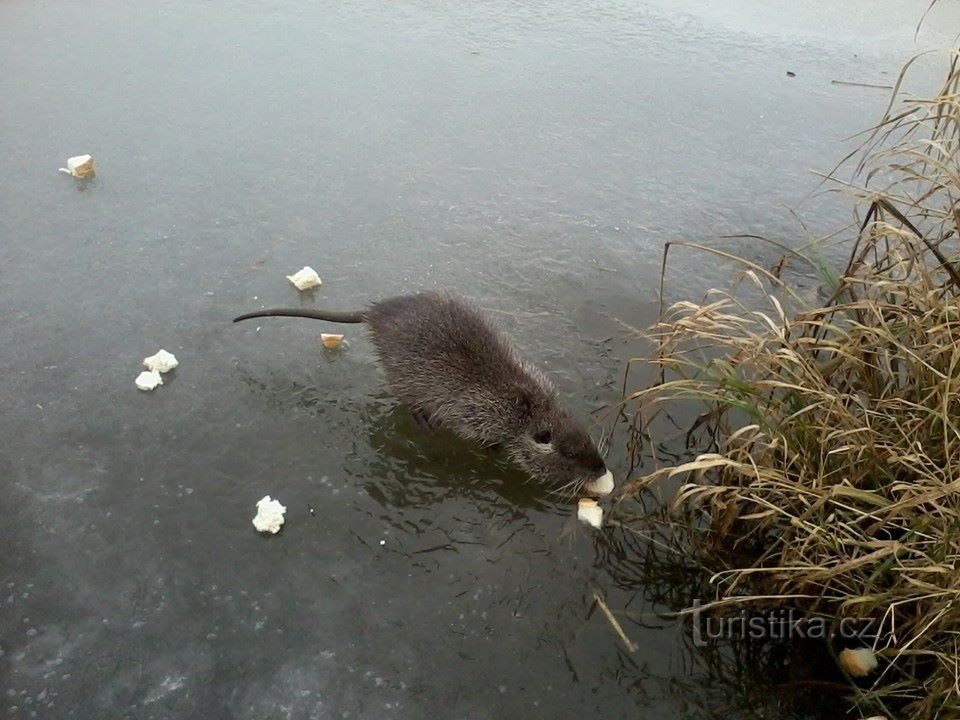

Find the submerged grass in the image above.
[{"left": 622, "top": 51, "right": 960, "bottom": 720}]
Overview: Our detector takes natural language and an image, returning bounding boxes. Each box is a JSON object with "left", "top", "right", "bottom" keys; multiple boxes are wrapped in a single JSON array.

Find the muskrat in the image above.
[{"left": 234, "top": 291, "right": 614, "bottom": 496}]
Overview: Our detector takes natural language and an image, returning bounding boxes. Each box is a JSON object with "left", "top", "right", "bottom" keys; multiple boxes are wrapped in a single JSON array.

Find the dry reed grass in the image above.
[{"left": 622, "top": 51, "right": 960, "bottom": 720}]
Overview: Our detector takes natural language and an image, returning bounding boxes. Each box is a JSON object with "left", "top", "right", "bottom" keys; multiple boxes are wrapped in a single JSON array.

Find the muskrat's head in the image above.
[{"left": 507, "top": 392, "right": 613, "bottom": 497}]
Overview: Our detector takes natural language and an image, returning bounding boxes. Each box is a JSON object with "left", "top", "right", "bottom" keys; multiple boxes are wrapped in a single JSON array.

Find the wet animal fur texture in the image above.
[{"left": 236, "top": 291, "right": 612, "bottom": 496}]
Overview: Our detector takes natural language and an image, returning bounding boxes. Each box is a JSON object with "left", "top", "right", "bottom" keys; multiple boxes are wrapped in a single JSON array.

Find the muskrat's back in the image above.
[{"left": 366, "top": 292, "right": 553, "bottom": 445}]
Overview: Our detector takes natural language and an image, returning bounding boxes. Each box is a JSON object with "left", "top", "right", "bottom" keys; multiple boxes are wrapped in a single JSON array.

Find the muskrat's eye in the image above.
[{"left": 532, "top": 429, "right": 552, "bottom": 445}]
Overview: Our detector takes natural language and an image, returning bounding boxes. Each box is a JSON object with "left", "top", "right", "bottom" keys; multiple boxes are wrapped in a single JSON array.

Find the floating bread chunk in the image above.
[
  {"left": 321, "top": 333, "right": 344, "bottom": 349},
  {"left": 135, "top": 370, "right": 163, "bottom": 391},
  {"left": 285, "top": 266, "right": 322, "bottom": 291},
  {"left": 58, "top": 154, "right": 95, "bottom": 179},
  {"left": 837, "top": 647, "right": 878, "bottom": 677},
  {"left": 252, "top": 495, "right": 287, "bottom": 534},
  {"left": 143, "top": 349, "right": 179, "bottom": 373},
  {"left": 577, "top": 498, "right": 603, "bottom": 529}
]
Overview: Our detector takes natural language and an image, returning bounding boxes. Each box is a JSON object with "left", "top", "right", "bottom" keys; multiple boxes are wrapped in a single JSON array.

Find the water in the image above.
[{"left": 1, "top": 1, "right": 958, "bottom": 717}]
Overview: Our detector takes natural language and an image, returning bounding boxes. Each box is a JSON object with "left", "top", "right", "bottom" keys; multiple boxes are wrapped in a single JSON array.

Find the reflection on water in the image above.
[{"left": 362, "top": 403, "right": 558, "bottom": 512}]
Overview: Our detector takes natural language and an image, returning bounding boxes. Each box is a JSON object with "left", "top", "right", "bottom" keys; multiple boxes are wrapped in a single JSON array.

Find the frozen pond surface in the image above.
[{"left": 1, "top": 1, "right": 958, "bottom": 717}]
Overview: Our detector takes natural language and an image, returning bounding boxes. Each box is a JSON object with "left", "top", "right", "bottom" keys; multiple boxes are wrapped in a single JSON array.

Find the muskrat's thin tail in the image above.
[{"left": 233, "top": 308, "right": 367, "bottom": 324}]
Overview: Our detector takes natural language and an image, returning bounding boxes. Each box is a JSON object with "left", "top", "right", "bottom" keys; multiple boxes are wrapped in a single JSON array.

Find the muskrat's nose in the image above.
[{"left": 584, "top": 469, "right": 614, "bottom": 496}]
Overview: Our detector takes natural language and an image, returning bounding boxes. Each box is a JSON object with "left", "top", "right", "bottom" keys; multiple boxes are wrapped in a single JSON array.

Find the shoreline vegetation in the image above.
[{"left": 619, "top": 50, "right": 960, "bottom": 719}]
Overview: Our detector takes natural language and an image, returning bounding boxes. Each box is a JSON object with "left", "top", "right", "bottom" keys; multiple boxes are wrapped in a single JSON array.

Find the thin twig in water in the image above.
[
  {"left": 592, "top": 592, "right": 639, "bottom": 652},
  {"left": 831, "top": 79, "right": 895, "bottom": 90}
]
